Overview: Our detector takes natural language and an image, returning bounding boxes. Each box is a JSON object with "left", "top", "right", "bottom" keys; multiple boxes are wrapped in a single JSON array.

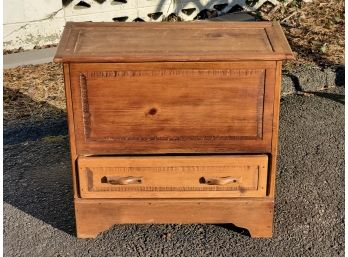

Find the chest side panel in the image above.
[{"left": 69, "top": 62, "right": 276, "bottom": 154}]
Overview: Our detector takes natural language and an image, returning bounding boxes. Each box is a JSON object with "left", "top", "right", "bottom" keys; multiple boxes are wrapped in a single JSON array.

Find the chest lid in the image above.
[{"left": 54, "top": 21, "right": 294, "bottom": 63}]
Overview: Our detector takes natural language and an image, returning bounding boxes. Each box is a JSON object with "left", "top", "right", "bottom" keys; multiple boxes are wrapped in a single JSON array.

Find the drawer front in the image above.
[
  {"left": 78, "top": 155, "right": 268, "bottom": 198},
  {"left": 70, "top": 62, "right": 276, "bottom": 154}
]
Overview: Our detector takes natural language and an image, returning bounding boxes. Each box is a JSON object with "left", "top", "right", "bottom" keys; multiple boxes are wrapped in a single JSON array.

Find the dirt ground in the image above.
[
  {"left": 4, "top": 63, "right": 65, "bottom": 121},
  {"left": 256, "top": 0, "right": 344, "bottom": 68}
]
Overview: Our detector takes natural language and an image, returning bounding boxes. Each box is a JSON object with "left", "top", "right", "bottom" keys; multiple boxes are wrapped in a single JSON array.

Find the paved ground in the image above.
[
  {"left": 3, "top": 47, "right": 57, "bottom": 69},
  {"left": 4, "top": 87, "right": 344, "bottom": 257}
]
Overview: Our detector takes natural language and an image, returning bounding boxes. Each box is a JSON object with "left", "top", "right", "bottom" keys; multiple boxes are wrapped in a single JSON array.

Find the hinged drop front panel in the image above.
[{"left": 70, "top": 62, "right": 276, "bottom": 154}]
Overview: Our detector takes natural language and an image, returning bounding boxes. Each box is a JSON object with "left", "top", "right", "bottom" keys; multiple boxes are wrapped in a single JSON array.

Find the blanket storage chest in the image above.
[{"left": 54, "top": 21, "right": 293, "bottom": 238}]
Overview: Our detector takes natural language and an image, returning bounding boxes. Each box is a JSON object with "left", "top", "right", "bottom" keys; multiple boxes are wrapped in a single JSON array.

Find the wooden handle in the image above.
[
  {"left": 202, "top": 176, "right": 239, "bottom": 185},
  {"left": 106, "top": 176, "right": 143, "bottom": 185}
]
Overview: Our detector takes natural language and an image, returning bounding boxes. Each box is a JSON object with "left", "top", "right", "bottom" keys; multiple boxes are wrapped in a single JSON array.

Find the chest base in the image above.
[{"left": 75, "top": 198, "right": 274, "bottom": 238}]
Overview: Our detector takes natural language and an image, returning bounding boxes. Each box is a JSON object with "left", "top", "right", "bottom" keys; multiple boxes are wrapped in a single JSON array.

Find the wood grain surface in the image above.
[
  {"left": 63, "top": 64, "right": 80, "bottom": 197},
  {"left": 75, "top": 198, "right": 274, "bottom": 238},
  {"left": 56, "top": 21, "right": 294, "bottom": 239},
  {"left": 69, "top": 61, "right": 276, "bottom": 154},
  {"left": 268, "top": 61, "right": 283, "bottom": 197},
  {"left": 77, "top": 155, "right": 268, "bottom": 198},
  {"left": 54, "top": 21, "right": 294, "bottom": 63}
]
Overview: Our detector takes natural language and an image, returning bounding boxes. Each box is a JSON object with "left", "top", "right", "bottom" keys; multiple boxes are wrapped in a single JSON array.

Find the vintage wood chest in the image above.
[{"left": 54, "top": 21, "right": 293, "bottom": 238}]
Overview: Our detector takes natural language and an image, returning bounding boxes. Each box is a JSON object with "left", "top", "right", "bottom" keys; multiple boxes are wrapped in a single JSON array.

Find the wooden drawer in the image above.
[
  {"left": 78, "top": 155, "right": 268, "bottom": 198},
  {"left": 70, "top": 62, "right": 276, "bottom": 154}
]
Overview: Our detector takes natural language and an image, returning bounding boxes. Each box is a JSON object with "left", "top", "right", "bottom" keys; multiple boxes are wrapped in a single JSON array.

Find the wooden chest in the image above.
[{"left": 54, "top": 21, "right": 293, "bottom": 238}]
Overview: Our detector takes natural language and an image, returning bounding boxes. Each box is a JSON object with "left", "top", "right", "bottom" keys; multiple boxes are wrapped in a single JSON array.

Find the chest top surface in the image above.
[{"left": 54, "top": 21, "right": 293, "bottom": 63}]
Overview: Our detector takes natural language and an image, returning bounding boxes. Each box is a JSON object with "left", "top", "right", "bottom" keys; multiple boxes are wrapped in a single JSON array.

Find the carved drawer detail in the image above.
[{"left": 78, "top": 155, "right": 268, "bottom": 198}]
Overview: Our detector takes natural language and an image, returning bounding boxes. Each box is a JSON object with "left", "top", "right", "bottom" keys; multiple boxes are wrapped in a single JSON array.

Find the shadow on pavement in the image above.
[
  {"left": 335, "top": 66, "right": 345, "bottom": 87},
  {"left": 3, "top": 89, "right": 253, "bottom": 237},
  {"left": 285, "top": 65, "right": 344, "bottom": 105},
  {"left": 4, "top": 89, "right": 76, "bottom": 235},
  {"left": 309, "top": 92, "right": 345, "bottom": 105}
]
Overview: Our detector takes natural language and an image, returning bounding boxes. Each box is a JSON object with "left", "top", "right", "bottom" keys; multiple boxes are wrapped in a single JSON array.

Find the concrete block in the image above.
[
  {"left": 245, "top": 0, "right": 280, "bottom": 10},
  {"left": 3, "top": 18, "right": 65, "bottom": 50},
  {"left": 137, "top": 5, "right": 175, "bottom": 21},
  {"left": 65, "top": 9, "right": 138, "bottom": 22},
  {"left": 179, "top": 2, "right": 201, "bottom": 19},
  {"left": 281, "top": 75, "right": 297, "bottom": 96},
  {"left": 64, "top": 0, "right": 137, "bottom": 17},
  {"left": 4, "top": 0, "right": 63, "bottom": 24},
  {"left": 203, "top": 0, "right": 237, "bottom": 10},
  {"left": 137, "top": 0, "right": 172, "bottom": 8},
  {"left": 208, "top": 12, "right": 256, "bottom": 21},
  {"left": 324, "top": 68, "right": 338, "bottom": 88},
  {"left": 296, "top": 67, "right": 327, "bottom": 91},
  {"left": 4, "top": 47, "right": 57, "bottom": 68}
]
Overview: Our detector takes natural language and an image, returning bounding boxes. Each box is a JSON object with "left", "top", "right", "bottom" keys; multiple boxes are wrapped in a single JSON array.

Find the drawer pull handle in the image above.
[
  {"left": 105, "top": 176, "right": 143, "bottom": 185},
  {"left": 201, "top": 176, "right": 239, "bottom": 185}
]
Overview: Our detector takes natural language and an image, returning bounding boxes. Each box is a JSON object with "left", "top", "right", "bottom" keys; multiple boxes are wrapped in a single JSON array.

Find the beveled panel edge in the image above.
[
  {"left": 77, "top": 154, "right": 268, "bottom": 198},
  {"left": 70, "top": 61, "right": 275, "bottom": 154},
  {"left": 54, "top": 21, "right": 293, "bottom": 63},
  {"left": 78, "top": 68, "right": 265, "bottom": 142}
]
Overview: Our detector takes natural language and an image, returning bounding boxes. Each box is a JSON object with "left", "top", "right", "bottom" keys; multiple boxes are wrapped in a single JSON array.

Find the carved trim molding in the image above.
[
  {"left": 85, "top": 165, "right": 259, "bottom": 192},
  {"left": 78, "top": 69, "right": 265, "bottom": 142},
  {"left": 90, "top": 165, "right": 252, "bottom": 172},
  {"left": 257, "top": 70, "right": 265, "bottom": 137},
  {"left": 86, "top": 135, "right": 260, "bottom": 141},
  {"left": 93, "top": 186, "right": 255, "bottom": 192},
  {"left": 86, "top": 69, "right": 263, "bottom": 78},
  {"left": 79, "top": 72, "right": 91, "bottom": 139}
]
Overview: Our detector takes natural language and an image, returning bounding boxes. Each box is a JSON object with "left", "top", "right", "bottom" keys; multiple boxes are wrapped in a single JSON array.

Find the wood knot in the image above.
[{"left": 148, "top": 108, "right": 157, "bottom": 115}]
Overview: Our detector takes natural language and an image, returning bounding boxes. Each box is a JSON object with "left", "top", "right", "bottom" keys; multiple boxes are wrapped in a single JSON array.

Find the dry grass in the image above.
[
  {"left": 3, "top": 44, "right": 58, "bottom": 55},
  {"left": 257, "top": 0, "right": 344, "bottom": 67},
  {"left": 3, "top": 63, "right": 65, "bottom": 121}
]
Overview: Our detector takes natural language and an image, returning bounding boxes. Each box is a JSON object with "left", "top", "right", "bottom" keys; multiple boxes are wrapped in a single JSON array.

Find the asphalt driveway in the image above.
[{"left": 4, "top": 87, "right": 344, "bottom": 257}]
